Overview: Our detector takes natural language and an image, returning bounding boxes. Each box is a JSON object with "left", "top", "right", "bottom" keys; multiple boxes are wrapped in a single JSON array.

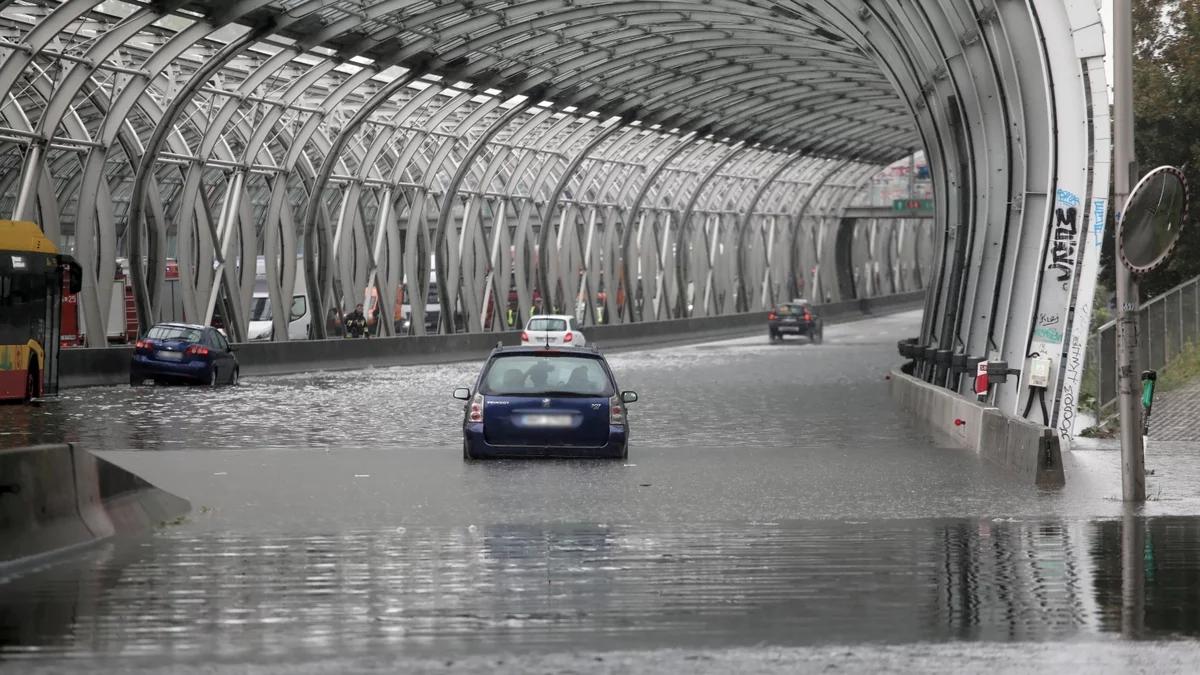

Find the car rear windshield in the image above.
[
  {"left": 778, "top": 304, "right": 808, "bottom": 315},
  {"left": 527, "top": 317, "right": 567, "bottom": 332},
  {"left": 147, "top": 325, "right": 202, "bottom": 342},
  {"left": 481, "top": 354, "right": 613, "bottom": 397}
]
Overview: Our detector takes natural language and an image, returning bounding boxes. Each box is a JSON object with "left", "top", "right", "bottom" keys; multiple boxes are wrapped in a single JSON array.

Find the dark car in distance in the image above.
[
  {"left": 768, "top": 300, "right": 823, "bottom": 343},
  {"left": 454, "top": 345, "right": 638, "bottom": 460},
  {"left": 130, "top": 323, "right": 240, "bottom": 386}
]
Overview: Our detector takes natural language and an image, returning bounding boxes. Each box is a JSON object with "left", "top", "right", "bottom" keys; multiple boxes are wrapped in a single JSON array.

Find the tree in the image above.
[{"left": 1103, "top": 0, "right": 1200, "bottom": 298}]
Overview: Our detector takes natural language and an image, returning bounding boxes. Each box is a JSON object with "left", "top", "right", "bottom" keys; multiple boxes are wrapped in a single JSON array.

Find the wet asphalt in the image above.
[{"left": 2, "top": 310, "right": 1200, "bottom": 673}]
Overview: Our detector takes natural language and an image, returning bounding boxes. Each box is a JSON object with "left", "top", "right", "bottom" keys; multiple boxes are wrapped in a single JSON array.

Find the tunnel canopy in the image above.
[
  {"left": 0, "top": 1, "right": 1108, "bottom": 432},
  {"left": 171, "top": 0, "right": 919, "bottom": 162}
]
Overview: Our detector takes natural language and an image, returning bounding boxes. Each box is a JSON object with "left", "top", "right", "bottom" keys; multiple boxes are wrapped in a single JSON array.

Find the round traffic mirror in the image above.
[{"left": 1118, "top": 166, "right": 1188, "bottom": 274}]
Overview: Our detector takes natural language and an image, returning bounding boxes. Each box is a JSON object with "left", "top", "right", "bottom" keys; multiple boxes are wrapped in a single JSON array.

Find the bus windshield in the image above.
[{"left": 0, "top": 257, "right": 50, "bottom": 348}]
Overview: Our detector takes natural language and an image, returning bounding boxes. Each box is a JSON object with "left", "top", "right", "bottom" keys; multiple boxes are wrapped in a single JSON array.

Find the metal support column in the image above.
[{"left": 1114, "top": 0, "right": 1145, "bottom": 502}]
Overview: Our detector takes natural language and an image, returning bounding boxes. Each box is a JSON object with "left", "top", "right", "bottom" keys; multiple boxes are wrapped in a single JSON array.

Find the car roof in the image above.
[
  {"left": 527, "top": 314, "right": 574, "bottom": 321},
  {"left": 491, "top": 344, "right": 603, "bottom": 358},
  {"left": 153, "top": 322, "right": 208, "bottom": 330}
]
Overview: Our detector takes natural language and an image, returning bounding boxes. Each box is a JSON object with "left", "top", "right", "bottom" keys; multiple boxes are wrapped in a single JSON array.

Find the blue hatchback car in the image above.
[
  {"left": 454, "top": 346, "right": 638, "bottom": 460},
  {"left": 130, "top": 323, "right": 240, "bottom": 387}
]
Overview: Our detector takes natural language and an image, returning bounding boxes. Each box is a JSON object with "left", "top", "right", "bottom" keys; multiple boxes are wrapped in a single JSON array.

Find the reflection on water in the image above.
[{"left": 1, "top": 516, "right": 1197, "bottom": 665}]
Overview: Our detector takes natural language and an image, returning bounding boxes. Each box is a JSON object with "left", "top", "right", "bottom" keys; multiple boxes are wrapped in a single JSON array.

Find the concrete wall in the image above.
[
  {"left": 59, "top": 290, "right": 926, "bottom": 388},
  {"left": 0, "top": 444, "right": 191, "bottom": 566},
  {"left": 889, "top": 370, "right": 1064, "bottom": 487}
]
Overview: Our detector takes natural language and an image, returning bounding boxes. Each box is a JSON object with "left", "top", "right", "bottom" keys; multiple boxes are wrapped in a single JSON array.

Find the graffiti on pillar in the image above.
[
  {"left": 1047, "top": 204, "right": 1079, "bottom": 288},
  {"left": 1056, "top": 303, "right": 1089, "bottom": 444},
  {"left": 1033, "top": 312, "right": 1063, "bottom": 343},
  {"left": 1092, "top": 198, "right": 1107, "bottom": 249},
  {"left": 1024, "top": 186, "right": 1087, "bottom": 422}
]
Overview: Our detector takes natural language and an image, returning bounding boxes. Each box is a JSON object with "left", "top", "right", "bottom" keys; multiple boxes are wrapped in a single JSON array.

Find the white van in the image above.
[{"left": 247, "top": 258, "right": 310, "bottom": 340}]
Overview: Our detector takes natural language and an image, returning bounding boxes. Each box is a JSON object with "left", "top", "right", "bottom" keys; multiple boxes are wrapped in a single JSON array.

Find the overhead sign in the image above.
[{"left": 892, "top": 199, "right": 933, "bottom": 212}]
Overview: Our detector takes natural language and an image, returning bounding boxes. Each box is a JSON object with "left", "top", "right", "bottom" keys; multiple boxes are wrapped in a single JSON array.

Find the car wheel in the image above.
[
  {"left": 811, "top": 328, "right": 823, "bottom": 345},
  {"left": 129, "top": 373, "right": 142, "bottom": 387},
  {"left": 209, "top": 368, "right": 218, "bottom": 387},
  {"left": 462, "top": 439, "right": 474, "bottom": 461},
  {"left": 231, "top": 368, "right": 239, "bottom": 386}
]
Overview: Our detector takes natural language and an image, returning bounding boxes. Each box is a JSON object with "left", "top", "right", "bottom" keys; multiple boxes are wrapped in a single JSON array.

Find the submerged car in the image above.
[
  {"left": 521, "top": 314, "right": 586, "bottom": 347},
  {"left": 453, "top": 346, "right": 637, "bottom": 460},
  {"left": 130, "top": 323, "right": 240, "bottom": 386},
  {"left": 768, "top": 300, "right": 823, "bottom": 343}
]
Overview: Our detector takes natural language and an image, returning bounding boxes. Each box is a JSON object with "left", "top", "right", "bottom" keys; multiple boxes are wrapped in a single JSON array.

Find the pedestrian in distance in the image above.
[{"left": 344, "top": 303, "right": 368, "bottom": 338}]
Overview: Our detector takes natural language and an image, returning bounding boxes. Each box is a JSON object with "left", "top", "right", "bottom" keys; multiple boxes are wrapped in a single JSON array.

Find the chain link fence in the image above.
[{"left": 1085, "top": 275, "right": 1200, "bottom": 413}]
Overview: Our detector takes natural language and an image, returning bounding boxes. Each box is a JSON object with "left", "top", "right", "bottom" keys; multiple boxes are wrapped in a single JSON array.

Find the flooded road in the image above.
[{"left": 2, "top": 310, "right": 1200, "bottom": 672}]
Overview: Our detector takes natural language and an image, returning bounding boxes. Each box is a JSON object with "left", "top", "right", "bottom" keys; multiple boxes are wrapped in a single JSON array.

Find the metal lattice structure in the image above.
[{"left": 0, "top": 1, "right": 1107, "bottom": 431}]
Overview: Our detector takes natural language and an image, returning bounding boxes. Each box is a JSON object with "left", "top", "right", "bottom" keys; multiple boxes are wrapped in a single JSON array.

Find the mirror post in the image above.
[
  {"left": 1116, "top": 264, "right": 1145, "bottom": 501},
  {"left": 1114, "top": 0, "right": 1145, "bottom": 502}
]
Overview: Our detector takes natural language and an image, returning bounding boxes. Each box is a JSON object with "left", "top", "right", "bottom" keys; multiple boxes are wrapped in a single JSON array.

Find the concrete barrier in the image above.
[
  {"left": 59, "top": 290, "right": 926, "bottom": 388},
  {"left": 889, "top": 369, "right": 1064, "bottom": 487},
  {"left": 60, "top": 345, "right": 135, "bottom": 388},
  {"left": 0, "top": 444, "right": 190, "bottom": 567}
]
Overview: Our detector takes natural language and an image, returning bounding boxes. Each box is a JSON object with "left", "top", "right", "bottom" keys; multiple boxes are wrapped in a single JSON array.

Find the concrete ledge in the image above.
[
  {"left": 60, "top": 346, "right": 135, "bottom": 388},
  {"left": 889, "top": 370, "right": 1064, "bottom": 487},
  {"left": 0, "top": 444, "right": 190, "bottom": 567},
  {"left": 60, "top": 290, "right": 926, "bottom": 388}
]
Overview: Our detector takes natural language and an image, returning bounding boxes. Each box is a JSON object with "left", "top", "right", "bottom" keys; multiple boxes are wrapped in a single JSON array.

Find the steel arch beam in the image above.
[
  {"left": 125, "top": 25, "right": 274, "bottom": 340},
  {"left": 432, "top": 99, "right": 537, "bottom": 333},
  {"left": 534, "top": 119, "right": 627, "bottom": 314},
  {"left": 301, "top": 71, "right": 422, "bottom": 338},
  {"left": 617, "top": 132, "right": 702, "bottom": 322}
]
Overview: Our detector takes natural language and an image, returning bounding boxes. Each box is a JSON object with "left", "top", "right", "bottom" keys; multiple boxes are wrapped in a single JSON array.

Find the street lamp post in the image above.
[{"left": 1113, "top": 0, "right": 1144, "bottom": 502}]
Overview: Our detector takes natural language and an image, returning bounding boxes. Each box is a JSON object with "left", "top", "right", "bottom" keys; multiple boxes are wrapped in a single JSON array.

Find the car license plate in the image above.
[
  {"left": 157, "top": 350, "right": 183, "bottom": 361},
  {"left": 523, "top": 414, "right": 572, "bottom": 427}
]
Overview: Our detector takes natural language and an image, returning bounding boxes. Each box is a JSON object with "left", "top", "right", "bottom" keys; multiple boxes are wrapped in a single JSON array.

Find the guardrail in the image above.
[
  {"left": 1086, "top": 275, "right": 1200, "bottom": 413},
  {"left": 0, "top": 444, "right": 190, "bottom": 567},
  {"left": 59, "top": 290, "right": 927, "bottom": 388}
]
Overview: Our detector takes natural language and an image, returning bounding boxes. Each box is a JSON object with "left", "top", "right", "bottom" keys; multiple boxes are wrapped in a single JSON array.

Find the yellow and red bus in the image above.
[{"left": 1, "top": 220, "right": 81, "bottom": 402}]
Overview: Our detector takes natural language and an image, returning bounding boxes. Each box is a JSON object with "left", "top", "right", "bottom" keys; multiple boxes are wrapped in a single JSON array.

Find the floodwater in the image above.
[{"left": 2, "top": 311, "right": 1200, "bottom": 672}]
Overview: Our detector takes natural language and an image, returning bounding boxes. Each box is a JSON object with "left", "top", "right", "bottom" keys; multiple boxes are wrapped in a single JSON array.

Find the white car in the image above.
[{"left": 522, "top": 314, "right": 587, "bottom": 347}]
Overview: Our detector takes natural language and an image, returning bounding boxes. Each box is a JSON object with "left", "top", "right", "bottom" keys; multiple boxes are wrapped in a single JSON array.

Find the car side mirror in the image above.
[
  {"left": 453, "top": 387, "right": 471, "bottom": 400},
  {"left": 621, "top": 391, "right": 638, "bottom": 404}
]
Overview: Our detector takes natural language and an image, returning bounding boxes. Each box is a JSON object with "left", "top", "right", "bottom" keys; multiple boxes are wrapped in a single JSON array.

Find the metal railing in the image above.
[{"left": 1087, "top": 274, "right": 1200, "bottom": 412}]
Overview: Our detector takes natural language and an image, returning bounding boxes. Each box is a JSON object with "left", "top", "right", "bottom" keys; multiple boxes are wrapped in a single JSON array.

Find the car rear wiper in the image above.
[{"left": 536, "top": 390, "right": 596, "bottom": 398}]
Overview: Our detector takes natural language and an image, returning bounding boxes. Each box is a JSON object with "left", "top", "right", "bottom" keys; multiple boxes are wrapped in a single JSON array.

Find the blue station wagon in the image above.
[{"left": 454, "top": 346, "right": 638, "bottom": 460}]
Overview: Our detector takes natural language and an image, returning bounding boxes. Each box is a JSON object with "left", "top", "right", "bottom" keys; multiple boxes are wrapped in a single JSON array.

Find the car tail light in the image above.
[
  {"left": 469, "top": 393, "right": 484, "bottom": 423},
  {"left": 767, "top": 312, "right": 777, "bottom": 321},
  {"left": 609, "top": 394, "right": 625, "bottom": 425},
  {"left": 520, "top": 331, "right": 529, "bottom": 342},
  {"left": 804, "top": 310, "right": 812, "bottom": 321},
  {"left": 563, "top": 331, "right": 574, "bottom": 343},
  {"left": 135, "top": 339, "right": 151, "bottom": 352},
  {"left": 185, "top": 344, "right": 209, "bottom": 358}
]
